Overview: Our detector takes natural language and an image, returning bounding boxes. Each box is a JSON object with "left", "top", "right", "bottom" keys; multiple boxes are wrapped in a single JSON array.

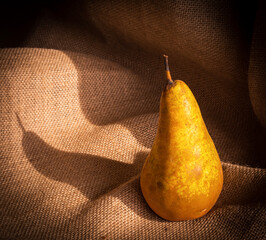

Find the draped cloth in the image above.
[{"left": 0, "top": 1, "right": 265, "bottom": 239}]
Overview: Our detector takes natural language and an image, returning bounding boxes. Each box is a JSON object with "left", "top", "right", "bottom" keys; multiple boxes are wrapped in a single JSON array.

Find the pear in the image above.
[{"left": 140, "top": 55, "right": 223, "bottom": 221}]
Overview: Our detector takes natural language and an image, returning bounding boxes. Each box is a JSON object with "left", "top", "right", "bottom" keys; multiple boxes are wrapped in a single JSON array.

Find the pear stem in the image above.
[{"left": 163, "top": 55, "right": 173, "bottom": 83}]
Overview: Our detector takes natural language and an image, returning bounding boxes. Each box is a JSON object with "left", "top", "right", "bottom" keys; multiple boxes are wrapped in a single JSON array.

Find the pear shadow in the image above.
[
  {"left": 16, "top": 113, "right": 161, "bottom": 221},
  {"left": 16, "top": 114, "right": 265, "bottom": 223}
]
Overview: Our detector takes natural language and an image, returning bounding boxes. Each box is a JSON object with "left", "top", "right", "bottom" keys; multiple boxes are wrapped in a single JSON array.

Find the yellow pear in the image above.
[{"left": 140, "top": 55, "right": 223, "bottom": 221}]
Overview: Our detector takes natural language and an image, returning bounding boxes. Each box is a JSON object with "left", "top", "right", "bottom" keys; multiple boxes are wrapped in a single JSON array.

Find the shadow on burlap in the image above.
[{"left": 0, "top": 0, "right": 266, "bottom": 239}]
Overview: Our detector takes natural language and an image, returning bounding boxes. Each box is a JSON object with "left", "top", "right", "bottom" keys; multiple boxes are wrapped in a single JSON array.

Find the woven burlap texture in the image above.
[{"left": 1, "top": 1, "right": 266, "bottom": 239}]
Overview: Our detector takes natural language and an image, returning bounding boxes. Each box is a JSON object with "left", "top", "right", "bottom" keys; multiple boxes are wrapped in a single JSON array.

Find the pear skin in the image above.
[{"left": 140, "top": 56, "right": 223, "bottom": 221}]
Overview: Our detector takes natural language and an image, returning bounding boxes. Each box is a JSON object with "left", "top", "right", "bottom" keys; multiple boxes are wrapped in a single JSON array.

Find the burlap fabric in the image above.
[{"left": 1, "top": 1, "right": 265, "bottom": 239}]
